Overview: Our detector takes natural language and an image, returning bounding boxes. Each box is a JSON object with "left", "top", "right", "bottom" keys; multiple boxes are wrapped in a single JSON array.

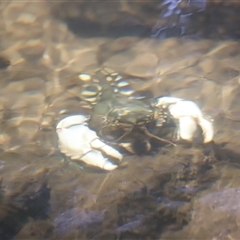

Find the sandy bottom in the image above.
[{"left": 0, "top": 2, "right": 240, "bottom": 239}]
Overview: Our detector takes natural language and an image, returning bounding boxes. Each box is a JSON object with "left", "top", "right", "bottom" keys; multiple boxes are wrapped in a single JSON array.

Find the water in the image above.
[{"left": 0, "top": 1, "right": 240, "bottom": 239}]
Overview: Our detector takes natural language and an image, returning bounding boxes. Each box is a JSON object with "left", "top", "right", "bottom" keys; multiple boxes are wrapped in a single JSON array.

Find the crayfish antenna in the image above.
[{"left": 142, "top": 127, "right": 176, "bottom": 146}]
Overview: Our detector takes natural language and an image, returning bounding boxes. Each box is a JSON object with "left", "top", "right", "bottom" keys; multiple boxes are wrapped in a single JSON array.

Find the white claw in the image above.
[
  {"left": 56, "top": 115, "right": 122, "bottom": 170},
  {"left": 178, "top": 116, "right": 197, "bottom": 141},
  {"left": 90, "top": 138, "right": 122, "bottom": 161},
  {"left": 156, "top": 97, "right": 214, "bottom": 143},
  {"left": 199, "top": 117, "right": 214, "bottom": 143},
  {"left": 81, "top": 151, "right": 118, "bottom": 171},
  {"left": 155, "top": 97, "right": 183, "bottom": 108},
  {"left": 56, "top": 115, "right": 89, "bottom": 128}
]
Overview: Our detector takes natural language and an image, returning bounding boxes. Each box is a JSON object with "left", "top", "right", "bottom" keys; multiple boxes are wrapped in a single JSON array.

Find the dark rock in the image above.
[{"left": 0, "top": 174, "right": 50, "bottom": 239}]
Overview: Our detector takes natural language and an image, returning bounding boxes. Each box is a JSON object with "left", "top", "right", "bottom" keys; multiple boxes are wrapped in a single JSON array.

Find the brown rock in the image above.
[{"left": 125, "top": 53, "right": 158, "bottom": 78}]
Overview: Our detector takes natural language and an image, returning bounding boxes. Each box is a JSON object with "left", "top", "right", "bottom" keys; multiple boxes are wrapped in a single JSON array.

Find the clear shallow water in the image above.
[{"left": 0, "top": 1, "right": 240, "bottom": 239}]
